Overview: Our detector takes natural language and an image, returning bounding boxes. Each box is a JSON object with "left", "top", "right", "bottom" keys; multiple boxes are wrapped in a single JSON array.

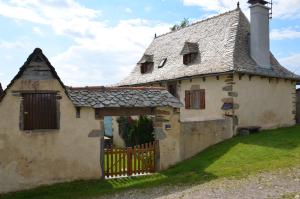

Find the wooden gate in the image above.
[{"left": 104, "top": 141, "right": 157, "bottom": 178}]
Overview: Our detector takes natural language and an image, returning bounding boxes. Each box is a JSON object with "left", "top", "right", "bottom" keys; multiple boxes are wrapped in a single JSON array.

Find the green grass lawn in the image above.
[{"left": 2, "top": 125, "right": 300, "bottom": 199}]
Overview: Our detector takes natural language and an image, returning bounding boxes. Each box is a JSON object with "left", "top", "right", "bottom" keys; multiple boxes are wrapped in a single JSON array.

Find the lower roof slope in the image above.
[
  {"left": 67, "top": 86, "right": 182, "bottom": 108},
  {"left": 119, "top": 8, "right": 299, "bottom": 86}
]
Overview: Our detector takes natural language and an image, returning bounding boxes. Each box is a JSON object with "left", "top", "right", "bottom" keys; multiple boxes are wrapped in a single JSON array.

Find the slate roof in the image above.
[
  {"left": 67, "top": 86, "right": 182, "bottom": 108},
  {"left": 119, "top": 8, "right": 300, "bottom": 86},
  {"left": 0, "top": 48, "right": 68, "bottom": 102}
]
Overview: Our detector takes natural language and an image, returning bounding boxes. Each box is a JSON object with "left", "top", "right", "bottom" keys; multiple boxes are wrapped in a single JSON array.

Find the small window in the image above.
[
  {"left": 22, "top": 93, "right": 58, "bottom": 130},
  {"left": 76, "top": 107, "right": 81, "bottom": 118},
  {"left": 183, "top": 53, "right": 197, "bottom": 65},
  {"left": 141, "top": 62, "right": 154, "bottom": 74},
  {"left": 95, "top": 109, "right": 100, "bottom": 119},
  {"left": 158, "top": 58, "right": 167, "bottom": 68},
  {"left": 185, "top": 89, "right": 205, "bottom": 109}
]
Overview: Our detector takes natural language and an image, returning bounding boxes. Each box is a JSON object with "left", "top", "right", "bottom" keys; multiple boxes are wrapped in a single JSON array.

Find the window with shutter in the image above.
[
  {"left": 22, "top": 93, "right": 58, "bottom": 130},
  {"left": 185, "top": 89, "right": 205, "bottom": 110}
]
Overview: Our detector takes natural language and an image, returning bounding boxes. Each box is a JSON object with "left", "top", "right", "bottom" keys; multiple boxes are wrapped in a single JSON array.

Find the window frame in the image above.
[
  {"left": 158, "top": 58, "right": 167, "bottom": 68},
  {"left": 183, "top": 53, "right": 198, "bottom": 65},
  {"left": 185, "top": 89, "right": 205, "bottom": 110}
]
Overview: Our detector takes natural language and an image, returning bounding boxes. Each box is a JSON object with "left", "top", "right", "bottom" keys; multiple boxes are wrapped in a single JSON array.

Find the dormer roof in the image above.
[
  {"left": 138, "top": 54, "right": 153, "bottom": 64},
  {"left": 180, "top": 42, "right": 199, "bottom": 55}
]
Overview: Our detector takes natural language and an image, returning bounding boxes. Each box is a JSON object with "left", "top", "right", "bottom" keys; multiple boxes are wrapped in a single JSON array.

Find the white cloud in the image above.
[
  {"left": 272, "top": 0, "right": 300, "bottom": 19},
  {"left": 125, "top": 7, "right": 132, "bottom": 14},
  {"left": 0, "top": 40, "right": 27, "bottom": 49},
  {"left": 183, "top": 0, "right": 246, "bottom": 12},
  {"left": 271, "top": 28, "right": 300, "bottom": 40},
  {"left": 51, "top": 19, "right": 170, "bottom": 86},
  {"left": 0, "top": 0, "right": 170, "bottom": 86},
  {"left": 182, "top": 0, "right": 300, "bottom": 19},
  {"left": 32, "top": 27, "right": 44, "bottom": 36},
  {"left": 280, "top": 53, "right": 300, "bottom": 74}
]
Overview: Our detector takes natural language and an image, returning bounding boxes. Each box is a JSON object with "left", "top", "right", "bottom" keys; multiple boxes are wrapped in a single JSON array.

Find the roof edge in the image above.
[
  {"left": 119, "top": 70, "right": 300, "bottom": 87},
  {"left": 155, "top": 8, "right": 241, "bottom": 39},
  {"left": 0, "top": 48, "right": 68, "bottom": 103}
]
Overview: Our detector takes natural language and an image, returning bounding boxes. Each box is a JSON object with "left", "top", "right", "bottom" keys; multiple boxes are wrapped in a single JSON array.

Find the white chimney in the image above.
[{"left": 248, "top": 0, "right": 271, "bottom": 68}]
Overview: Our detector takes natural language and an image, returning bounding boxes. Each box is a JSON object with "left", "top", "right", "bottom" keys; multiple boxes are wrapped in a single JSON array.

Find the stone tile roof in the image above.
[
  {"left": 67, "top": 86, "right": 182, "bottom": 108},
  {"left": 119, "top": 8, "right": 300, "bottom": 86},
  {"left": 0, "top": 48, "right": 68, "bottom": 103}
]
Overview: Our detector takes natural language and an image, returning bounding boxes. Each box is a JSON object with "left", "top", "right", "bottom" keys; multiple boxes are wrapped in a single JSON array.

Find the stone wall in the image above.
[
  {"left": 180, "top": 117, "right": 233, "bottom": 160},
  {"left": 154, "top": 107, "right": 233, "bottom": 169},
  {"left": 153, "top": 107, "right": 181, "bottom": 170},
  {"left": 234, "top": 74, "right": 296, "bottom": 129}
]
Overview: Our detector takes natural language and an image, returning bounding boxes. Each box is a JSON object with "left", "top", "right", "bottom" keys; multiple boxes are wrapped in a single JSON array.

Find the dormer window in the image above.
[
  {"left": 138, "top": 54, "right": 154, "bottom": 74},
  {"left": 180, "top": 42, "right": 199, "bottom": 65},
  {"left": 183, "top": 53, "right": 197, "bottom": 65},
  {"left": 140, "top": 62, "right": 154, "bottom": 74}
]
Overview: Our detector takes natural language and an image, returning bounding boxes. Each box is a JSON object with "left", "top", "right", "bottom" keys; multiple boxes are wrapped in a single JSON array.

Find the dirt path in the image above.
[{"left": 98, "top": 167, "right": 300, "bottom": 199}]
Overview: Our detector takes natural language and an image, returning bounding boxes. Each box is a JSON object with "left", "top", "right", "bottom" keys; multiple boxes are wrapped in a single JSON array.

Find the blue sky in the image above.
[{"left": 0, "top": 0, "right": 300, "bottom": 88}]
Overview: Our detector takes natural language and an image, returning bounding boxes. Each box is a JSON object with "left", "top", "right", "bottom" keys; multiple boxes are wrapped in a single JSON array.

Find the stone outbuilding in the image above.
[{"left": 0, "top": 48, "right": 183, "bottom": 193}]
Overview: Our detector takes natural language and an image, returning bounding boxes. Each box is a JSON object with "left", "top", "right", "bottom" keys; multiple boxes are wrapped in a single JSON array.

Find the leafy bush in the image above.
[{"left": 117, "top": 116, "right": 154, "bottom": 147}]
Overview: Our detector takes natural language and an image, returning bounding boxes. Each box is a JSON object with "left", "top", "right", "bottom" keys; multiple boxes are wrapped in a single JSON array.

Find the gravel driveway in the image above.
[{"left": 98, "top": 167, "right": 300, "bottom": 199}]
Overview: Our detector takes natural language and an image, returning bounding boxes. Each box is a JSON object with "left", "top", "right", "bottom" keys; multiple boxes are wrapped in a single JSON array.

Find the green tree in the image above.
[{"left": 170, "top": 18, "right": 190, "bottom": 31}]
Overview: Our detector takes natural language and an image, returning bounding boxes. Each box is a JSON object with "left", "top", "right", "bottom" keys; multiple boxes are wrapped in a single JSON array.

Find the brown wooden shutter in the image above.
[
  {"left": 23, "top": 93, "right": 57, "bottom": 130},
  {"left": 200, "top": 89, "right": 205, "bottom": 109},
  {"left": 185, "top": 90, "right": 191, "bottom": 109}
]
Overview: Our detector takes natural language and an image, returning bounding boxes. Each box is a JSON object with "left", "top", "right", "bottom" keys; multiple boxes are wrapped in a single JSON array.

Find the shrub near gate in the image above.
[{"left": 117, "top": 116, "right": 154, "bottom": 147}]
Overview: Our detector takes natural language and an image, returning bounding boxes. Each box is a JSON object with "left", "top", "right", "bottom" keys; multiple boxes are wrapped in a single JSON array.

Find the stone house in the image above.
[
  {"left": 120, "top": 1, "right": 300, "bottom": 129},
  {"left": 0, "top": 48, "right": 182, "bottom": 193}
]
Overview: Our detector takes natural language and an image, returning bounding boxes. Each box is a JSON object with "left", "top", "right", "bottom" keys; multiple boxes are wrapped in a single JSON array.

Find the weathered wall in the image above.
[
  {"left": 111, "top": 116, "right": 125, "bottom": 148},
  {"left": 178, "top": 76, "right": 228, "bottom": 122},
  {"left": 153, "top": 107, "right": 181, "bottom": 170},
  {"left": 149, "top": 75, "right": 228, "bottom": 122},
  {"left": 297, "top": 89, "right": 300, "bottom": 124},
  {"left": 180, "top": 117, "right": 233, "bottom": 160},
  {"left": 0, "top": 79, "right": 102, "bottom": 193},
  {"left": 154, "top": 107, "right": 233, "bottom": 170},
  {"left": 234, "top": 75, "right": 296, "bottom": 129}
]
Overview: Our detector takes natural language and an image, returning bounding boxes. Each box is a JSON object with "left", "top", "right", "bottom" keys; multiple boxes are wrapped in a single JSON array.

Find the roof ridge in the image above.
[
  {"left": 155, "top": 8, "right": 241, "bottom": 39},
  {"left": 68, "top": 86, "right": 167, "bottom": 91}
]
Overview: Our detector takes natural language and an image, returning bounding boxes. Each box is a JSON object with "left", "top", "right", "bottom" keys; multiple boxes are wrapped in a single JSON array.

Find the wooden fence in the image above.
[{"left": 104, "top": 141, "right": 157, "bottom": 178}]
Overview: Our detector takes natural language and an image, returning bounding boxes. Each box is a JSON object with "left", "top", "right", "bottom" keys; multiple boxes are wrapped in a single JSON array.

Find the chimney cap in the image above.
[{"left": 248, "top": 0, "right": 268, "bottom": 5}]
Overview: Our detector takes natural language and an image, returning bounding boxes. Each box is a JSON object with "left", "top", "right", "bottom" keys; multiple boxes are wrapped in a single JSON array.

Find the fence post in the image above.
[
  {"left": 127, "top": 147, "right": 132, "bottom": 176},
  {"left": 100, "top": 136, "right": 105, "bottom": 180},
  {"left": 154, "top": 140, "right": 160, "bottom": 171}
]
